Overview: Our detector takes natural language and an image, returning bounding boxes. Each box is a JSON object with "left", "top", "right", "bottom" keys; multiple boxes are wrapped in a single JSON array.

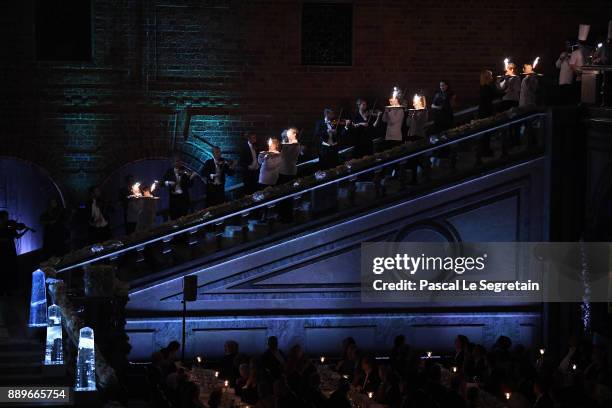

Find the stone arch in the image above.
[{"left": 0, "top": 156, "right": 66, "bottom": 255}]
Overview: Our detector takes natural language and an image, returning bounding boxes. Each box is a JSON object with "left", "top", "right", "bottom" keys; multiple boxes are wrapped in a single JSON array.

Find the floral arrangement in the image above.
[{"left": 45, "top": 107, "right": 541, "bottom": 271}]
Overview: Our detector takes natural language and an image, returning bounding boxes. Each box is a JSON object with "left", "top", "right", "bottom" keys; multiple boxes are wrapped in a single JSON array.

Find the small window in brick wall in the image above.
[
  {"left": 301, "top": 2, "right": 353, "bottom": 66},
  {"left": 35, "top": 0, "right": 92, "bottom": 62}
]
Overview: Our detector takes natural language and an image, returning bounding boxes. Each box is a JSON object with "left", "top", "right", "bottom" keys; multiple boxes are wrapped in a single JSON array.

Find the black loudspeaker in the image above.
[{"left": 183, "top": 275, "right": 197, "bottom": 301}]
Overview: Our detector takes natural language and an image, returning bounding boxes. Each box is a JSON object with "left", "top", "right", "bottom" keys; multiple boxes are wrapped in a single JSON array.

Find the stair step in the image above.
[{"left": 0, "top": 350, "right": 43, "bottom": 363}]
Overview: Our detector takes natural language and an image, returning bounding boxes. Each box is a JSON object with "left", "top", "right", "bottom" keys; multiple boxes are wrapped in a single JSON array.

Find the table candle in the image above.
[{"left": 505, "top": 392, "right": 511, "bottom": 400}]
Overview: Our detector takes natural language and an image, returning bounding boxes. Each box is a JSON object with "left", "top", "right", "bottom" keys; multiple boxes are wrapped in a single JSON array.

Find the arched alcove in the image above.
[
  {"left": 100, "top": 158, "right": 207, "bottom": 237},
  {"left": 0, "top": 157, "right": 65, "bottom": 255}
]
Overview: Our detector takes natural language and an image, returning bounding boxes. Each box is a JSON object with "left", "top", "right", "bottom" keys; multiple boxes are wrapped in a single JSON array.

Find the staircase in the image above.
[{"left": 40, "top": 107, "right": 557, "bottom": 358}]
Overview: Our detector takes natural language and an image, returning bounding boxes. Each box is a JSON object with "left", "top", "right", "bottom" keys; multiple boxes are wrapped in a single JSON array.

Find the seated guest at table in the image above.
[
  {"left": 465, "top": 344, "right": 488, "bottom": 379},
  {"left": 390, "top": 335, "right": 411, "bottom": 377},
  {"left": 285, "top": 344, "right": 316, "bottom": 396},
  {"left": 179, "top": 381, "right": 205, "bottom": 408},
  {"left": 147, "top": 351, "right": 165, "bottom": 388},
  {"left": 258, "top": 138, "right": 282, "bottom": 189},
  {"left": 160, "top": 340, "right": 181, "bottom": 377},
  {"left": 202, "top": 146, "right": 235, "bottom": 207},
  {"left": 354, "top": 356, "right": 380, "bottom": 394},
  {"left": 273, "top": 377, "right": 302, "bottom": 408},
  {"left": 375, "top": 365, "right": 400, "bottom": 406},
  {"left": 351, "top": 98, "right": 381, "bottom": 158},
  {"left": 304, "top": 372, "right": 327, "bottom": 408},
  {"left": 208, "top": 389, "right": 222, "bottom": 408},
  {"left": 261, "top": 335, "right": 286, "bottom": 380},
  {"left": 454, "top": 334, "right": 469, "bottom": 369},
  {"left": 326, "top": 379, "right": 351, "bottom": 408},
  {"left": 240, "top": 363, "right": 260, "bottom": 405},
  {"left": 220, "top": 340, "right": 241, "bottom": 387},
  {"left": 240, "top": 132, "right": 260, "bottom": 195},
  {"left": 338, "top": 343, "right": 361, "bottom": 381},
  {"left": 235, "top": 363, "right": 250, "bottom": 391}
]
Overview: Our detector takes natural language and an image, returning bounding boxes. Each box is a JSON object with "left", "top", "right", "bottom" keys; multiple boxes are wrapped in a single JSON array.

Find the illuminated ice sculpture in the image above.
[
  {"left": 44, "top": 304, "right": 63, "bottom": 365},
  {"left": 75, "top": 327, "right": 96, "bottom": 391},
  {"left": 28, "top": 269, "right": 48, "bottom": 327}
]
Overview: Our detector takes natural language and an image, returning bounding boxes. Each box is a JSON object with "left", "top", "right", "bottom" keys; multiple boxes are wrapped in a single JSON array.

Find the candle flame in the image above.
[
  {"left": 392, "top": 86, "right": 400, "bottom": 99},
  {"left": 572, "top": 364, "right": 577, "bottom": 370},
  {"left": 504, "top": 58, "right": 509, "bottom": 69},
  {"left": 320, "top": 356, "right": 325, "bottom": 363},
  {"left": 151, "top": 180, "right": 158, "bottom": 193},
  {"left": 368, "top": 392, "right": 373, "bottom": 399},
  {"left": 505, "top": 392, "right": 511, "bottom": 400},
  {"left": 196, "top": 356, "right": 202, "bottom": 363},
  {"left": 224, "top": 380, "right": 229, "bottom": 387},
  {"left": 426, "top": 351, "right": 432, "bottom": 358},
  {"left": 215, "top": 371, "right": 219, "bottom": 378},
  {"left": 532, "top": 56, "right": 540, "bottom": 69},
  {"left": 267, "top": 138, "right": 272, "bottom": 148},
  {"left": 452, "top": 366, "right": 457, "bottom": 373},
  {"left": 598, "top": 42, "right": 603, "bottom": 48},
  {"left": 539, "top": 348, "right": 545, "bottom": 355},
  {"left": 131, "top": 182, "right": 141, "bottom": 196}
]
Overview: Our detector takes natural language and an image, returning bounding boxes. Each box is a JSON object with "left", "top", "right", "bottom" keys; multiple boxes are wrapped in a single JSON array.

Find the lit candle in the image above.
[
  {"left": 320, "top": 356, "right": 325, "bottom": 364},
  {"left": 342, "top": 374, "right": 349, "bottom": 379},
  {"left": 598, "top": 42, "right": 603, "bottom": 49},
  {"left": 451, "top": 366, "right": 457, "bottom": 373},
  {"left": 572, "top": 364, "right": 577, "bottom": 371},
  {"left": 196, "top": 356, "right": 202, "bottom": 364},
  {"left": 505, "top": 392, "right": 511, "bottom": 400},
  {"left": 532, "top": 56, "right": 540, "bottom": 69},
  {"left": 539, "top": 348, "right": 545, "bottom": 356},
  {"left": 224, "top": 380, "right": 229, "bottom": 388},
  {"left": 151, "top": 180, "right": 158, "bottom": 193},
  {"left": 267, "top": 138, "right": 273, "bottom": 148},
  {"left": 368, "top": 392, "right": 373, "bottom": 399},
  {"left": 131, "top": 182, "right": 141, "bottom": 196},
  {"left": 504, "top": 58, "right": 509, "bottom": 70},
  {"left": 426, "top": 351, "right": 432, "bottom": 358},
  {"left": 214, "top": 371, "right": 219, "bottom": 378},
  {"left": 392, "top": 86, "right": 400, "bottom": 100}
]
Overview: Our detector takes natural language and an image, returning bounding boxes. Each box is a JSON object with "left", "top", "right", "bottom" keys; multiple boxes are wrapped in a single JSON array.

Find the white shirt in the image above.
[
  {"left": 173, "top": 169, "right": 183, "bottom": 194},
  {"left": 569, "top": 48, "right": 585, "bottom": 81},
  {"left": 383, "top": 108, "right": 405, "bottom": 141},
  {"left": 556, "top": 55, "right": 573, "bottom": 85},
  {"left": 322, "top": 119, "right": 337, "bottom": 146},
  {"left": 90, "top": 199, "right": 108, "bottom": 228}
]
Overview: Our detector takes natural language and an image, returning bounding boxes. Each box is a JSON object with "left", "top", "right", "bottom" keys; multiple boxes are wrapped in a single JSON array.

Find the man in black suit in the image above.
[
  {"left": 163, "top": 159, "right": 196, "bottom": 220},
  {"left": 314, "top": 108, "right": 349, "bottom": 170},
  {"left": 239, "top": 132, "right": 259, "bottom": 195},
  {"left": 202, "top": 146, "right": 235, "bottom": 207}
]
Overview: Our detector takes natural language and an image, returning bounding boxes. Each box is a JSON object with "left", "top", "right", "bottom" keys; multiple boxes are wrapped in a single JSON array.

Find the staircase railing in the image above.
[{"left": 44, "top": 107, "right": 547, "bottom": 281}]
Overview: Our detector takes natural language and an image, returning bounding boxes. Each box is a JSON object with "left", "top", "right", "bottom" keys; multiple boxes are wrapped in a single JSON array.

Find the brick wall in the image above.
[{"left": 1, "top": 0, "right": 611, "bottom": 201}]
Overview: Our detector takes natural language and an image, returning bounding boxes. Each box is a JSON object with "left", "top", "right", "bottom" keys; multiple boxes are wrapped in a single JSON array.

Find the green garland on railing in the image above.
[{"left": 44, "top": 107, "right": 540, "bottom": 271}]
